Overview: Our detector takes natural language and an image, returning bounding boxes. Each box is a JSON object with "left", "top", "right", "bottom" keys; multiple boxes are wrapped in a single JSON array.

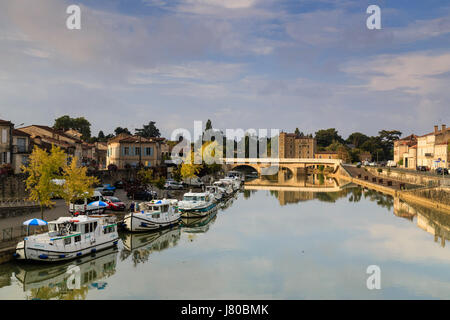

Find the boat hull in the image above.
[
  {"left": 179, "top": 203, "right": 217, "bottom": 218},
  {"left": 123, "top": 213, "right": 180, "bottom": 232},
  {"left": 15, "top": 237, "right": 119, "bottom": 262}
]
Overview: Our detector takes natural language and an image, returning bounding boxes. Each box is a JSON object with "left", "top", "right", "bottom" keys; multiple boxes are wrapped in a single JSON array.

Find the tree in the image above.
[
  {"left": 54, "top": 115, "right": 91, "bottom": 140},
  {"left": 22, "top": 145, "right": 67, "bottom": 219},
  {"left": 135, "top": 121, "right": 161, "bottom": 138},
  {"left": 98, "top": 131, "right": 106, "bottom": 141},
  {"left": 114, "top": 127, "right": 131, "bottom": 136},
  {"left": 205, "top": 119, "right": 212, "bottom": 131},
  {"left": 137, "top": 168, "right": 154, "bottom": 188},
  {"left": 346, "top": 132, "right": 369, "bottom": 148},
  {"left": 315, "top": 128, "right": 344, "bottom": 148},
  {"left": 60, "top": 157, "right": 99, "bottom": 205}
]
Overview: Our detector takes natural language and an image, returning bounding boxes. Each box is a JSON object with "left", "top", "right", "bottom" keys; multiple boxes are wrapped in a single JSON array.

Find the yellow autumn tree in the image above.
[
  {"left": 61, "top": 157, "right": 99, "bottom": 205},
  {"left": 180, "top": 147, "right": 201, "bottom": 179},
  {"left": 22, "top": 145, "right": 67, "bottom": 219}
]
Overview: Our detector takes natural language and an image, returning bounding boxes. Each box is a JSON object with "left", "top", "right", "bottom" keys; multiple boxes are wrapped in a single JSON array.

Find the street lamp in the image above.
[{"left": 135, "top": 129, "right": 142, "bottom": 167}]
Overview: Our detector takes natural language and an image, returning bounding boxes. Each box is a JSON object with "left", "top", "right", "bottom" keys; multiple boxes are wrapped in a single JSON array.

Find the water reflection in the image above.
[
  {"left": 120, "top": 228, "right": 181, "bottom": 266},
  {"left": 14, "top": 247, "right": 117, "bottom": 300},
  {"left": 1, "top": 173, "right": 450, "bottom": 299}
]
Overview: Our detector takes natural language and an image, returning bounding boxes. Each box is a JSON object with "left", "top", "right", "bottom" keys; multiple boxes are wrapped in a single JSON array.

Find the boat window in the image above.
[
  {"left": 89, "top": 223, "right": 93, "bottom": 233},
  {"left": 152, "top": 213, "right": 160, "bottom": 219},
  {"left": 64, "top": 237, "right": 71, "bottom": 245},
  {"left": 48, "top": 224, "right": 57, "bottom": 232},
  {"left": 93, "top": 222, "right": 97, "bottom": 231},
  {"left": 84, "top": 224, "right": 89, "bottom": 234},
  {"left": 74, "top": 235, "right": 81, "bottom": 242},
  {"left": 162, "top": 205, "right": 169, "bottom": 212}
]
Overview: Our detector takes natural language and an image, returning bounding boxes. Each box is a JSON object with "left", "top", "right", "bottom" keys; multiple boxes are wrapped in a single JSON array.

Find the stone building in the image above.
[
  {"left": 278, "top": 132, "right": 316, "bottom": 159},
  {"left": 314, "top": 151, "right": 339, "bottom": 159},
  {"left": 417, "top": 125, "right": 449, "bottom": 170},
  {"left": 106, "top": 133, "right": 166, "bottom": 169},
  {"left": 394, "top": 134, "right": 417, "bottom": 167},
  {"left": 0, "top": 119, "right": 13, "bottom": 168},
  {"left": 11, "top": 129, "right": 32, "bottom": 174}
]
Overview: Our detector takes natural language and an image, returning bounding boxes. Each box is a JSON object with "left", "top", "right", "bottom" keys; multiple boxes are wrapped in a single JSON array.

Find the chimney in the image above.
[
  {"left": 442, "top": 124, "right": 447, "bottom": 132},
  {"left": 434, "top": 125, "right": 439, "bottom": 134}
]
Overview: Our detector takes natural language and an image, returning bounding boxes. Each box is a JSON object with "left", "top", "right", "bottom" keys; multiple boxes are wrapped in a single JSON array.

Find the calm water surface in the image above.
[{"left": 1, "top": 181, "right": 450, "bottom": 299}]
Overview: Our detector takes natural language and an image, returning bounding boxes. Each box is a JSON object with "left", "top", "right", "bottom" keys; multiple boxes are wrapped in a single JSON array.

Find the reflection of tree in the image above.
[
  {"left": 348, "top": 188, "right": 363, "bottom": 202},
  {"left": 363, "top": 189, "right": 393, "bottom": 210},
  {"left": 28, "top": 282, "right": 89, "bottom": 300},
  {"left": 243, "top": 189, "right": 256, "bottom": 199}
]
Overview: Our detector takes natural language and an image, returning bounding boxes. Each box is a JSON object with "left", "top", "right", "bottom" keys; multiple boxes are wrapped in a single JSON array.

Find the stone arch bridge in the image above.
[{"left": 223, "top": 158, "right": 342, "bottom": 176}]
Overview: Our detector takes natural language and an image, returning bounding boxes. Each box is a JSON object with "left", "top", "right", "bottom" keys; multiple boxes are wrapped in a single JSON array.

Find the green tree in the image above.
[
  {"left": 54, "top": 115, "right": 91, "bottom": 140},
  {"left": 346, "top": 132, "right": 369, "bottom": 148},
  {"left": 114, "top": 127, "right": 131, "bottom": 136},
  {"left": 135, "top": 121, "right": 161, "bottom": 138},
  {"left": 205, "top": 119, "right": 212, "bottom": 131},
  {"left": 315, "top": 128, "right": 344, "bottom": 148}
]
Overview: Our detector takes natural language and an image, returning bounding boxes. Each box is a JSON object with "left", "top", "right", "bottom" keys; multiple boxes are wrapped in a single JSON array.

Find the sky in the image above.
[{"left": 0, "top": 0, "right": 449, "bottom": 140}]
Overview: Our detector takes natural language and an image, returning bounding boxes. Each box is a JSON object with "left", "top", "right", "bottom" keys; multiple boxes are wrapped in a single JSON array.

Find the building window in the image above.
[
  {"left": 135, "top": 147, "right": 141, "bottom": 155},
  {"left": 124, "top": 147, "right": 129, "bottom": 155},
  {"left": 145, "top": 147, "right": 153, "bottom": 156},
  {"left": 1, "top": 129, "right": 7, "bottom": 144}
]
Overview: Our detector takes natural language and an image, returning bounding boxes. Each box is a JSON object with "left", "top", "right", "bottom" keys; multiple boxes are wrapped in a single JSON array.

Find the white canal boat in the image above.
[
  {"left": 205, "top": 185, "right": 223, "bottom": 202},
  {"left": 213, "top": 180, "right": 234, "bottom": 196},
  {"left": 178, "top": 191, "right": 217, "bottom": 218},
  {"left": 15, "top": 215, "right": 119, "bottom": 262},
  {"left": 122, "top": 199, "right": 180, "bottom": 232}
]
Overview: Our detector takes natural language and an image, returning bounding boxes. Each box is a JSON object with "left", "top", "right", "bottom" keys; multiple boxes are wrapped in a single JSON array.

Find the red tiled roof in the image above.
[
  {"left": 12, "top": 129, "right": 30, "bottom": 137},
  {"left": 0, "top": 119, "right": 12, "bottom": 125}
]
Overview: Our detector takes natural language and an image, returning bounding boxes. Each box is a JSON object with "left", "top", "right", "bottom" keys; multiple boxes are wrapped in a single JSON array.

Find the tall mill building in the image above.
[{"left": 278, "top": 132, "right": 317, "bottom": 159}]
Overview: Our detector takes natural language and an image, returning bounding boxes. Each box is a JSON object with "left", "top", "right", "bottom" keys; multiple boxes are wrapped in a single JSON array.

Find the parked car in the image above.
[
  {"left": 368, "top": 162, "right": 377, "bottom": 167},
  {"left": 104, "top": 196, "right": 126, "bottom": 211},
  {"left": 183, "top": 176, "right": 205, "bottom": 187},
  {"left": 69, "top": 191, "right": 105, "bottom": 215},
  {"left": 164, "top": 181, "right": 184, "bottom": 190},
  {"left": 387, "top": 160, "right": 397, "bottom": 167},
  {"left": 95, "top": 186, "right": 115, "bottom": 196},
  {"left": 113, "top": 180, "right": 125, "bottom": 189},
  {"left": 436, "top": 167, "right": 449, "bottom": 175},
  {"left": 416, "top": 166, "right": 428, "bottom": 172},
  {"left": 127, "top": 189, "right": 157, "bottom": 200}
]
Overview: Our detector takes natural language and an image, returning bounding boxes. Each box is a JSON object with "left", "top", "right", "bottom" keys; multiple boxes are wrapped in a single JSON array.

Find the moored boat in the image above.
[
  {"left": 15, "top": 215, "right": 119, "bottom": 262},
  {"left": 122, "top": 199, "right": 180, "bottom": 232},
  {"left": 178, "top": 191, "right": 217, "bottom": 218},
  {"left": 205, "top": 185, "right": 223, "bottom": 202}
]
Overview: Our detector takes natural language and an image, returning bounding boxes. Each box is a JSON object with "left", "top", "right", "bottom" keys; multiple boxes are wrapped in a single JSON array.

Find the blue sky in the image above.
[{"left": 0, "top": 0, "right": 449, "bottom": 139}]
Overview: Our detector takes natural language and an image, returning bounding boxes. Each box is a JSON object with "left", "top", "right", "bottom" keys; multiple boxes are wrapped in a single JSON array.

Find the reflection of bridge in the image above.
[
  {"left": 224, "top": 158, "right": 342, "bottom": 175},
  {"left": 244, "top": 174, "right": 353, "bottom": 193}
]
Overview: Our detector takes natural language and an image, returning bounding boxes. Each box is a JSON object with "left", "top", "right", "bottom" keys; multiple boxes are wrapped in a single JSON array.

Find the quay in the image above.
[{"left": 336, "top": 164, "right": 450, "bottom": 213}]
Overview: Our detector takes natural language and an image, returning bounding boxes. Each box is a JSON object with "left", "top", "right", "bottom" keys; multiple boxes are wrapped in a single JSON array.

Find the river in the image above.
[{"left": 0, "top": 176, "right": 450, "bottom": 300}]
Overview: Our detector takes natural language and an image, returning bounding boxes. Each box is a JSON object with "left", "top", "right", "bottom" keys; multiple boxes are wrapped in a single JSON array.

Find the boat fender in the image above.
[{"left": 38, "top": 254, "right": 48, "bottom": 259}]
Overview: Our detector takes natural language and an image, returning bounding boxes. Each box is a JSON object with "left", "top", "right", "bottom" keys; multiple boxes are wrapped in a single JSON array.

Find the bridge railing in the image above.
[{"left": 222, "top": 158, "right": 342, "bottom": 165}]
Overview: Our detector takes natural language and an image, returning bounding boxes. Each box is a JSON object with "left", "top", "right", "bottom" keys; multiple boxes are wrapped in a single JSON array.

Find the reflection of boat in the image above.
[
  {"left": 121, "top": 227, "right": 181, "bottom": 252},
  {"left": 15, "top": 215, "right": 119, "bottom": 262},
  {"left": 120, "top": 227, "right": 181, "bottom": 265},
  {"left": 14, "top": 247, "right": 118, "bottom": 296},
  {"left": 178, "top": 191, "right": 217, "bottom": 218},
  {"left": 181, "top": 208, "right": 217, "bottom": 234},
  {"left": 123, "top": 199, "right": 180, "bottom": 232}
]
